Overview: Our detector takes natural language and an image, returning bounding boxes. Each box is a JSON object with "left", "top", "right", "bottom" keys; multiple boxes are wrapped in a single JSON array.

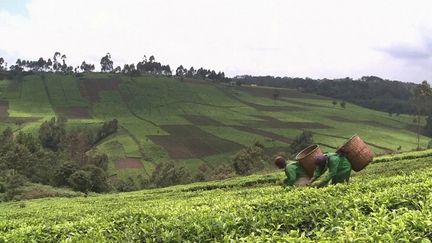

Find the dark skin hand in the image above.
[{"left": 309, "top": 157, "right": 328, "bottom": 184}]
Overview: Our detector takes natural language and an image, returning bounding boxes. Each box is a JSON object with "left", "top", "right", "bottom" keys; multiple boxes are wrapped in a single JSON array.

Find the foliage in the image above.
[
  {"left": 113, "top": 176, "right": 137, "bottom": 192},
  {"left": 0, "top": 115, "right": 115, "bottom": 196},
  {"left": 236, "top": 75, "right": 423, "bottom": 115},
  {"left": 39, "top": 116, "right": 67, "bottom": 151},
  {"left": 288, "top": 130, "right": 313, "bottom": 156},
  {"left": 2, "top": 172, "right": 26, "bottom": 201},
  {"left": 94, "top": 119, "right": 118, "bottom": 144},
  {"left": 413, "top": 81, "right": 432, "bottom": 149},
  {"left": 100, "top": 53, "right": 114, "bottom": 73},
  {"left": 0, "top": 71, "right": 431, "bottom": 191},
  {"left": 1, "top": 152, "right": 432, "bottom": 241},
  {"left": 53, "top": 162, "right": 79, "bottom": 186},
  {"left": 82, "top": 165, "right": 110, "bottom": 193},
  {"left": 232, "top": 142, "right": 266, "bottom": 175},
  {"left": 150, "top": 161, "right": 191, "bottom": 187},
  {"left": 67, "top": 170, "right": 92, "bottom": 193}
]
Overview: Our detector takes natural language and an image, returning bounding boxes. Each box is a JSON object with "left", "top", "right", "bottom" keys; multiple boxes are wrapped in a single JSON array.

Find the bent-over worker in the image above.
[
  {"left": 309, "top": 150, "right": 352, "bottom": 187},
  {"left": 274, "top": 156, "right": 309, "bottom": 187}
]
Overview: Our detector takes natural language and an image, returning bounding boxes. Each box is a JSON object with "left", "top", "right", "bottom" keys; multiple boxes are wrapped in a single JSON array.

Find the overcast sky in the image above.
[{"left": 1, "top": 0, "right": 432, "bottom": 83}]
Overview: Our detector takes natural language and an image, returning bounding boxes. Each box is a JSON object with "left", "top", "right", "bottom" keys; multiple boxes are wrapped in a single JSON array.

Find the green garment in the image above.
[
  {"left": 313, "top": 153, "right": 352, "bottom": 187},
  {"left": 283, "top": 161, "right": 308, "bottom": 186}
]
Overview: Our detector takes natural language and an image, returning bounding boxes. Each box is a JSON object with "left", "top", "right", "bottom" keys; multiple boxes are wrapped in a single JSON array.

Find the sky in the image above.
[{"left": 0, "top": 0, "right": 432, "bottom": 83}]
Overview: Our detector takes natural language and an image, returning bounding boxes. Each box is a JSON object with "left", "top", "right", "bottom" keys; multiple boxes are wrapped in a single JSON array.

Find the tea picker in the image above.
[
  {"left": 274, "top": 156, "right": 310, "bottom": 187},
  {"left": 308, "top": 151, "right": 352, "bottom": 187},
  {"left": 278, "top": 135, "right": 374, "bottom": 187}
]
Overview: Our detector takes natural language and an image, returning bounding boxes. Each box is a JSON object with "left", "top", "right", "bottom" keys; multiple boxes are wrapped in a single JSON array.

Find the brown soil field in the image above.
[
  {"left": 149, "top": 125, "right": 243, "bottom": 159},
  {"left": 116, "top": 157, "right": 144, "bottom": 169},
  {"left": 183, "top": 115, "right": 224, "bottom": 126},
  {"left": 252, "top": 115, "right": 331, "bottom": 129},
  {"left": 79, "top": 79, "right": 120, "bottom": 103},
  {"left": 56, "top": 106, "right": 92, "bottom": 119},
  {"left": 248, "top": 103, "right": 305, "bottom": 112},
  {"left": 0, "top": 101, "right": 8, "bottom": 118}
]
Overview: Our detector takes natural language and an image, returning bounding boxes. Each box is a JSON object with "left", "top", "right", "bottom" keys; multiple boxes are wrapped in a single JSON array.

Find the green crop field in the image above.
[
  {"left": 0, "top": 73, "right": 429, "bottom": 180},
  {"left": 1, "top": 150, "right": 432, "bottom": 241}
]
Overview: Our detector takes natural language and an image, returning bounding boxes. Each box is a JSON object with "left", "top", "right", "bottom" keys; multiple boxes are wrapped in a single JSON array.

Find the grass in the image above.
[{"left": 0, "top": 73, "right": 430, "bottom": 181}]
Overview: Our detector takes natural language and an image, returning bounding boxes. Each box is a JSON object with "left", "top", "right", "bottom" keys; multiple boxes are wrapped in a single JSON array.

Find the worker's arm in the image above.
[
  {"left": 315, "top": 156, "right": 340, "bottom": 187},
  {"left": 309, "top": 165, "right": 325, "bottom": 184}
]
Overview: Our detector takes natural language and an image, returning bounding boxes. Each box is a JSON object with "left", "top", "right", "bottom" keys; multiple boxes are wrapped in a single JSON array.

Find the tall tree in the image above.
[
  {"left": 0, "top": 57, "right": 5, "bottom": 71},
  {"left": 52, "top": 52, "right": 61, "bottom": 72},
  {"left": 100, "top": 53, "right": 114, "bottom": 72},
  {"left": 38, "top": 117, "right": 67, "bottom": 151},
  {"left": 413, "top": 80, "right": 432, "bottom": 149},
  {"left": 80, "top": 61, "right": 95, "bottom": 72},
  {"left": 175, "top": 65, "right": 186, "bottom": 80}
]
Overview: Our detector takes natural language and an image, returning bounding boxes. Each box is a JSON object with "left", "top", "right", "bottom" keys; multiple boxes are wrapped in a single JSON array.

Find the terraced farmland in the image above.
[{"left": 0, "top": 73, "right": 429, "bottom": 180}]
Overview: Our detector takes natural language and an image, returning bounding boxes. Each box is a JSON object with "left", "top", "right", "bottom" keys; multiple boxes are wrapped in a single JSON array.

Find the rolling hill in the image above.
[{"left": 0, "top": 73, "right": 429, "bottom": 180}]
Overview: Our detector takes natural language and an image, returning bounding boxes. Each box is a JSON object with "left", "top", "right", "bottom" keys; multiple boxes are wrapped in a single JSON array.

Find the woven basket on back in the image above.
[
  {"left": 295, "top": 144, "right": 322, "bottom": 177},
  {"left": 339, "top": 135, "right": 374, "bottom": 172}
]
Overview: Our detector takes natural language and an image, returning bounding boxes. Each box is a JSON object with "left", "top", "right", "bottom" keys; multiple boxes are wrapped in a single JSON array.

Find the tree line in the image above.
[
  {"left": 0, "top": 117, "right": 118, "bottom": 201},
  {"left": 235, "top": 75, "right": 425, "bottom": 115},
  {"left": 0, "top": 53, "right": 227, "bottom": 82}
]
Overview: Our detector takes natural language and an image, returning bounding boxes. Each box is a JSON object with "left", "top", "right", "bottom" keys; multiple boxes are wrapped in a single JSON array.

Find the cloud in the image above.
[
  {"left": 379, "top": 35, "right": 432, "bottom": 60},
  {"left": 0, "top": 0, "right": 432, "bottom": 82}
]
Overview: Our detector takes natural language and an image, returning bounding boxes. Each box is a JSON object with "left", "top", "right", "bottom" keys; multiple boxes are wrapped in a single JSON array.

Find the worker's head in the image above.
[
  {"left": 314, "top": 154, "right": 327, "bottom": 167},
  {"left": 274, "top": 156, "right": 286, "bottom": 169}
]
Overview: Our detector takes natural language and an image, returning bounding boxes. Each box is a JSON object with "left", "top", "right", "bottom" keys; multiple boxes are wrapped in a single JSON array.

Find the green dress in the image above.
[
  {"left": 313, "top": 153, "right": 352, "bottom": 187},
  {"left": 283, "top": 161, "right": 308, "bottom": 186}
]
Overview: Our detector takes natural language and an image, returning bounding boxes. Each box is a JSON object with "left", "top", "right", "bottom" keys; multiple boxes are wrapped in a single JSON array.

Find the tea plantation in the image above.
[
  {"left": 1, "top": 150, "right": 431, "bottom": 242},
  {"left": 0, "top": 73, "right": 429, "bottom": 180}
]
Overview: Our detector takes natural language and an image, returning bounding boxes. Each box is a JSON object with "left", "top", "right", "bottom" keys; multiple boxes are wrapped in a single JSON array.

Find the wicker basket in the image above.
[
  {"left": 339, "top": 135, "right": 374, "bottom": 172},
  {"left": 295, "top": 144, "right": 323, "bottom": 177}
]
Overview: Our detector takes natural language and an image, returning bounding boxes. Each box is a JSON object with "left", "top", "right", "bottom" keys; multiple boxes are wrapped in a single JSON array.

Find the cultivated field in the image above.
[
  {"left": 1, "top": 150, "right": 432, "bottom": 241},
  {"left": 0, "top": 73, "right": 429, "bottom": 180}
]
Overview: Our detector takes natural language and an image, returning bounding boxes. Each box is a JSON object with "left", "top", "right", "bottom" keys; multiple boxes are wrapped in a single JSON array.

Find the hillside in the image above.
[
  {"left": 0, "top": 73, "right": 430, "bottom": 181},
  {"left": 1, "top": 150, "right": 432, "bottom": 241}
]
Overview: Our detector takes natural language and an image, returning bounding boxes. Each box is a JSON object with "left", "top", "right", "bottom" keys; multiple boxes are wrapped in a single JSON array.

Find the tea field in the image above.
[
  {"left": 1, "top": 150, "right": 432, "bottom": 242},
  {"left": 0, "top": 73, "right": 429, "bottom": 180}
]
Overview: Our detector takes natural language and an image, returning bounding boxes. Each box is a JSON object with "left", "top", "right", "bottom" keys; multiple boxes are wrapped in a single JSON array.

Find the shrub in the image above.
[
  {"left": 68, "top": 170, "right": 92, "bottom": 193},
  {"left": 54, "top": 162, "right": 79, "bottom": 186},
  {"left": 82, "top": 165, "right": 110, "bottom": 193},
  {"left": 288, "top": 131, "right": 313, "bottom": 157},
  {"left": 151, "top": 161, "right": 190, "bottom": 188},
  {"left": 232, "top": 143, "right": 266, "bottom": 175}
]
